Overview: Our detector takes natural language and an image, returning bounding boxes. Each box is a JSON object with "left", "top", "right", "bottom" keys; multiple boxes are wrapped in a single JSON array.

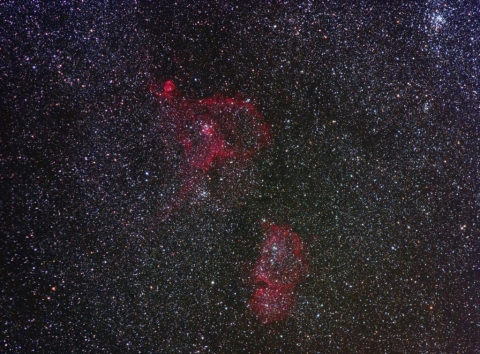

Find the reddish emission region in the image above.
[
  {"left": 249, "top": 222, "right": 308, "bottom": 325},
  {"left": 152, "top": 80, "right": 271, "bottom": 218}
]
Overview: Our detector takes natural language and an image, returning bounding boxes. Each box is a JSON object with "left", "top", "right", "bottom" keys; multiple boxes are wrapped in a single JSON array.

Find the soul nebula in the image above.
[{"left": 249, "top": 222, "right": 308, "bottom": 325}]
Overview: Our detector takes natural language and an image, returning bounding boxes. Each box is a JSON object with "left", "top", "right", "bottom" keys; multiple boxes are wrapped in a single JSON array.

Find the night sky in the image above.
[{"left": 2, "top": 1, "right": 479, "bottom": 353}]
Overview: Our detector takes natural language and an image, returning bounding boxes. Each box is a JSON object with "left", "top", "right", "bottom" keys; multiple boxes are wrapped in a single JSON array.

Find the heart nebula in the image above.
[{"left": 152, "top": 80, "right": 271, "bottom": 218}]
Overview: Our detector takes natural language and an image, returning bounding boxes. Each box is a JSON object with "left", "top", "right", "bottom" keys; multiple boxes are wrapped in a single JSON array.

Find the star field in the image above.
[{"left": 2, "top": 1, "right": 479, "bottom": 353}]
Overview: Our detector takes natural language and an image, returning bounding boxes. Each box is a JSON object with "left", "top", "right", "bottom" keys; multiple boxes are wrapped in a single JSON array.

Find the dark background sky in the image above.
[{"left": 2, "top": 1, "right": 479, "bottom": 352}]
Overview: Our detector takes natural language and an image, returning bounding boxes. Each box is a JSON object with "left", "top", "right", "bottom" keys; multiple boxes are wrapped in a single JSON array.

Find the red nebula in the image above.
[
  {"left": 151, "top": 80, "right": 271, "bottom": 218},
  {"left": 249, "top": 222, "right": 308, "bottom": 325}
]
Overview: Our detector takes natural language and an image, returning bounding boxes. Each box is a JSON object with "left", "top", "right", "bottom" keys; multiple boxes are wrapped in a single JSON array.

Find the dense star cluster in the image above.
[{"left": 2, "top": 1, "right": 478, "bottom": 353}]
